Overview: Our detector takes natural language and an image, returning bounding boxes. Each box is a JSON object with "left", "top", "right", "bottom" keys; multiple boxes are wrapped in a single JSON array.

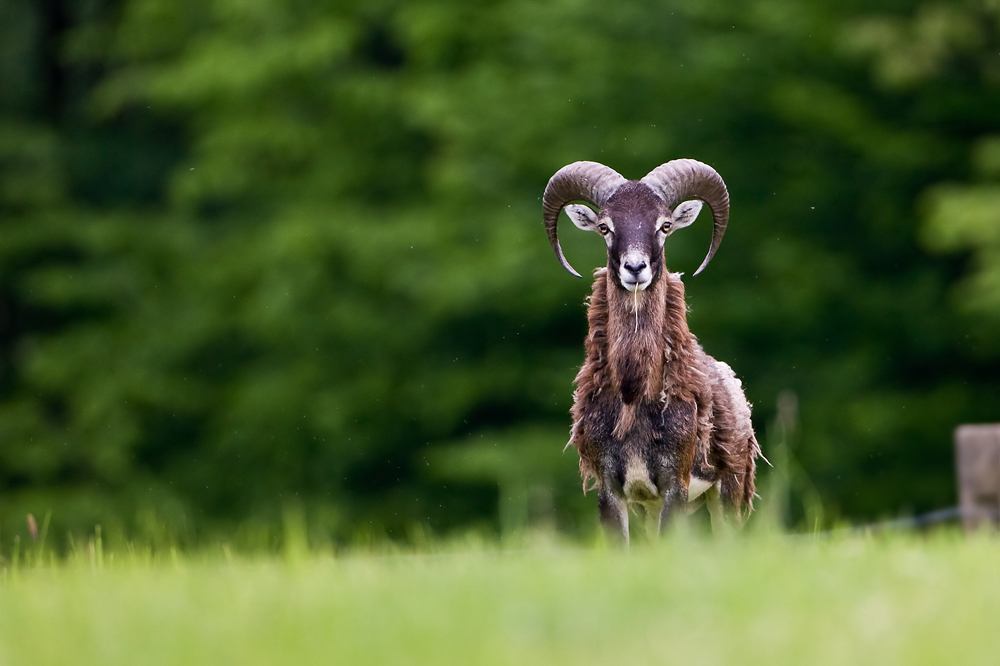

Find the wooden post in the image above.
[{"left": 955, "top": 424, "right": 1000, "bottom": 531}]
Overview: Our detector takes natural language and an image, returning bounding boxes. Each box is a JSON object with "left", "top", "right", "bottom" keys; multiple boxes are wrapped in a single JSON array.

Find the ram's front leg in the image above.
[
  {"left": 654, "top": 481, "right": 687, "bottom": 534},
  {"left": 598, "top": 483, "right": 629, "bottom": 545},
  {"left": 655, "top": 399, "right": 698, "bottom": 535}
]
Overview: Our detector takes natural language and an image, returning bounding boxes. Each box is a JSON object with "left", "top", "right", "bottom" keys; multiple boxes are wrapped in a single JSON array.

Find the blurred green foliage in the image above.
[{"left": 2, "top": 0, "right": 1000, "bottom": 544}]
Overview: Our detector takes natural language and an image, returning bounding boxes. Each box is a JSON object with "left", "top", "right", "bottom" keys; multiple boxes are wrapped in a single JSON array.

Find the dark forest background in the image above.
[{"left": 3, "top": 0, "right": 1000, "bottom": 545}]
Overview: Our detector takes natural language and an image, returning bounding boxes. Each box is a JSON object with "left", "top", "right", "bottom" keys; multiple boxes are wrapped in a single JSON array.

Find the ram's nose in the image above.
[{"left": 624, "top": 260, "right": 647, "bottom": 275}]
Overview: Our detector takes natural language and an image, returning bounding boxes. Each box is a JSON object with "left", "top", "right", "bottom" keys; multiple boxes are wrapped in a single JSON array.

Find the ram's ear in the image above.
[
  {"left": 671, "top": 200, "right": 703, "bottom": 230},
  {"left": 564, "top": 204, "right": 600, "bottom": 231}
]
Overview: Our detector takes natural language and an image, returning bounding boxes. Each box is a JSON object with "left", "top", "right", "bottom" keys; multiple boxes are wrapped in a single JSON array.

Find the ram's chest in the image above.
[
  {"left": 581, "top": 389, "right": 654, "bottom": 446},
  {"left": 580, "top": 388, "right": 695, "bottom": 450}
]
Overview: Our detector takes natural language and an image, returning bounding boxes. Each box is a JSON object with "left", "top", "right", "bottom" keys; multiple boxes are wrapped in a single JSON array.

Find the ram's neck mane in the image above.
[
  {"left": 576, "top": 268, "right": 697, "bottom": 413},
  {"left": 569, "top": 267, "right": 700, "bottom": 476}
]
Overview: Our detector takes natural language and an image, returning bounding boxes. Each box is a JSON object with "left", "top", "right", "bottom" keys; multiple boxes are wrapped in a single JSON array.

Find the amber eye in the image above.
[
  {"left": 661, "top": 221, "right": 672, "bottom": 233},
  {"left": 597, "top": 223, "right": 610, "bottom": 235}
]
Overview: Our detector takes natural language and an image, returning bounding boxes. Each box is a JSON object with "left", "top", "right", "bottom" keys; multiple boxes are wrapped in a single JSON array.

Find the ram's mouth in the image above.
[{"left": 622, "top": 279, "right": 651, "bottom": 292}]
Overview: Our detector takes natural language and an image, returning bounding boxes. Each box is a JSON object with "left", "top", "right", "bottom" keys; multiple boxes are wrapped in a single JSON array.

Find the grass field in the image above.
[{"left": 1, "top": 529, "right": 998, "bottom": 665}]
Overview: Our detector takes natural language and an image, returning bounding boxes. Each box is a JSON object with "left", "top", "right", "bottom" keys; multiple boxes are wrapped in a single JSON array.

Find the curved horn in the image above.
[
  {"left": 641, "top": 159, "right": 729, "bottom": 276},
  {"left": 542, "top": 161, "right": 627, "bottom": 277}
]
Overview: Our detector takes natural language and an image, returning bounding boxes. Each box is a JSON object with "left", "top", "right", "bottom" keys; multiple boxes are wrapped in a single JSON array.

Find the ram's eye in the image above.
[
  {"left": 661, "top": 221, "right": 672, "bottom": 233},
  {"left": 597, "top": 223, "right": 610, "bottom": 235}
]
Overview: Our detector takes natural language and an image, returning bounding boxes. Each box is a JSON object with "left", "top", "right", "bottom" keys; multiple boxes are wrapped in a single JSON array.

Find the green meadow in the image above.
[{"left": 2, "top": 530, "right": 998, "bottom": 665}]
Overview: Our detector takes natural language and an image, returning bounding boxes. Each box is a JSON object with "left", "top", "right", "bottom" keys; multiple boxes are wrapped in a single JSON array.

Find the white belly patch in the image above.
[{"left": 688, "top": 476, "right": 714, "bottom": 501}]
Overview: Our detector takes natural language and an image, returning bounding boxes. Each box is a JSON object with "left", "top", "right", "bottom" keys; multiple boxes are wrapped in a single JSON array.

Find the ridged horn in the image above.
[
  {"left": 542, "top": 161, "right": 627, "bottom": 277},
  {"left": 641, "top": 159, "right": 729, "bottom": 276}
]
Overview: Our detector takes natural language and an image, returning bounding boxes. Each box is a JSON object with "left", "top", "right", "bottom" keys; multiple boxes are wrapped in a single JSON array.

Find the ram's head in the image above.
[{"left": 542, "top": 160, "right": 730, "bottom": 292}]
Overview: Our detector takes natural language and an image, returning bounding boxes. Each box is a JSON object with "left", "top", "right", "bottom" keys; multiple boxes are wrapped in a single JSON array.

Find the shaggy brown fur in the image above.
[{"left": 568, "top": 267, "right": 760, "bottom": 530}]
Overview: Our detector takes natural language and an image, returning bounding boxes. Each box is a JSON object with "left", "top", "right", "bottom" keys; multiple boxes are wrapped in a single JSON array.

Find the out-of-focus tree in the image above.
[
  {"left": 878, "top": 2, "right": 1000, "bottom": 327},
  {"left": 3, "top": 0, "right": 1000, "bottom": 544}
]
